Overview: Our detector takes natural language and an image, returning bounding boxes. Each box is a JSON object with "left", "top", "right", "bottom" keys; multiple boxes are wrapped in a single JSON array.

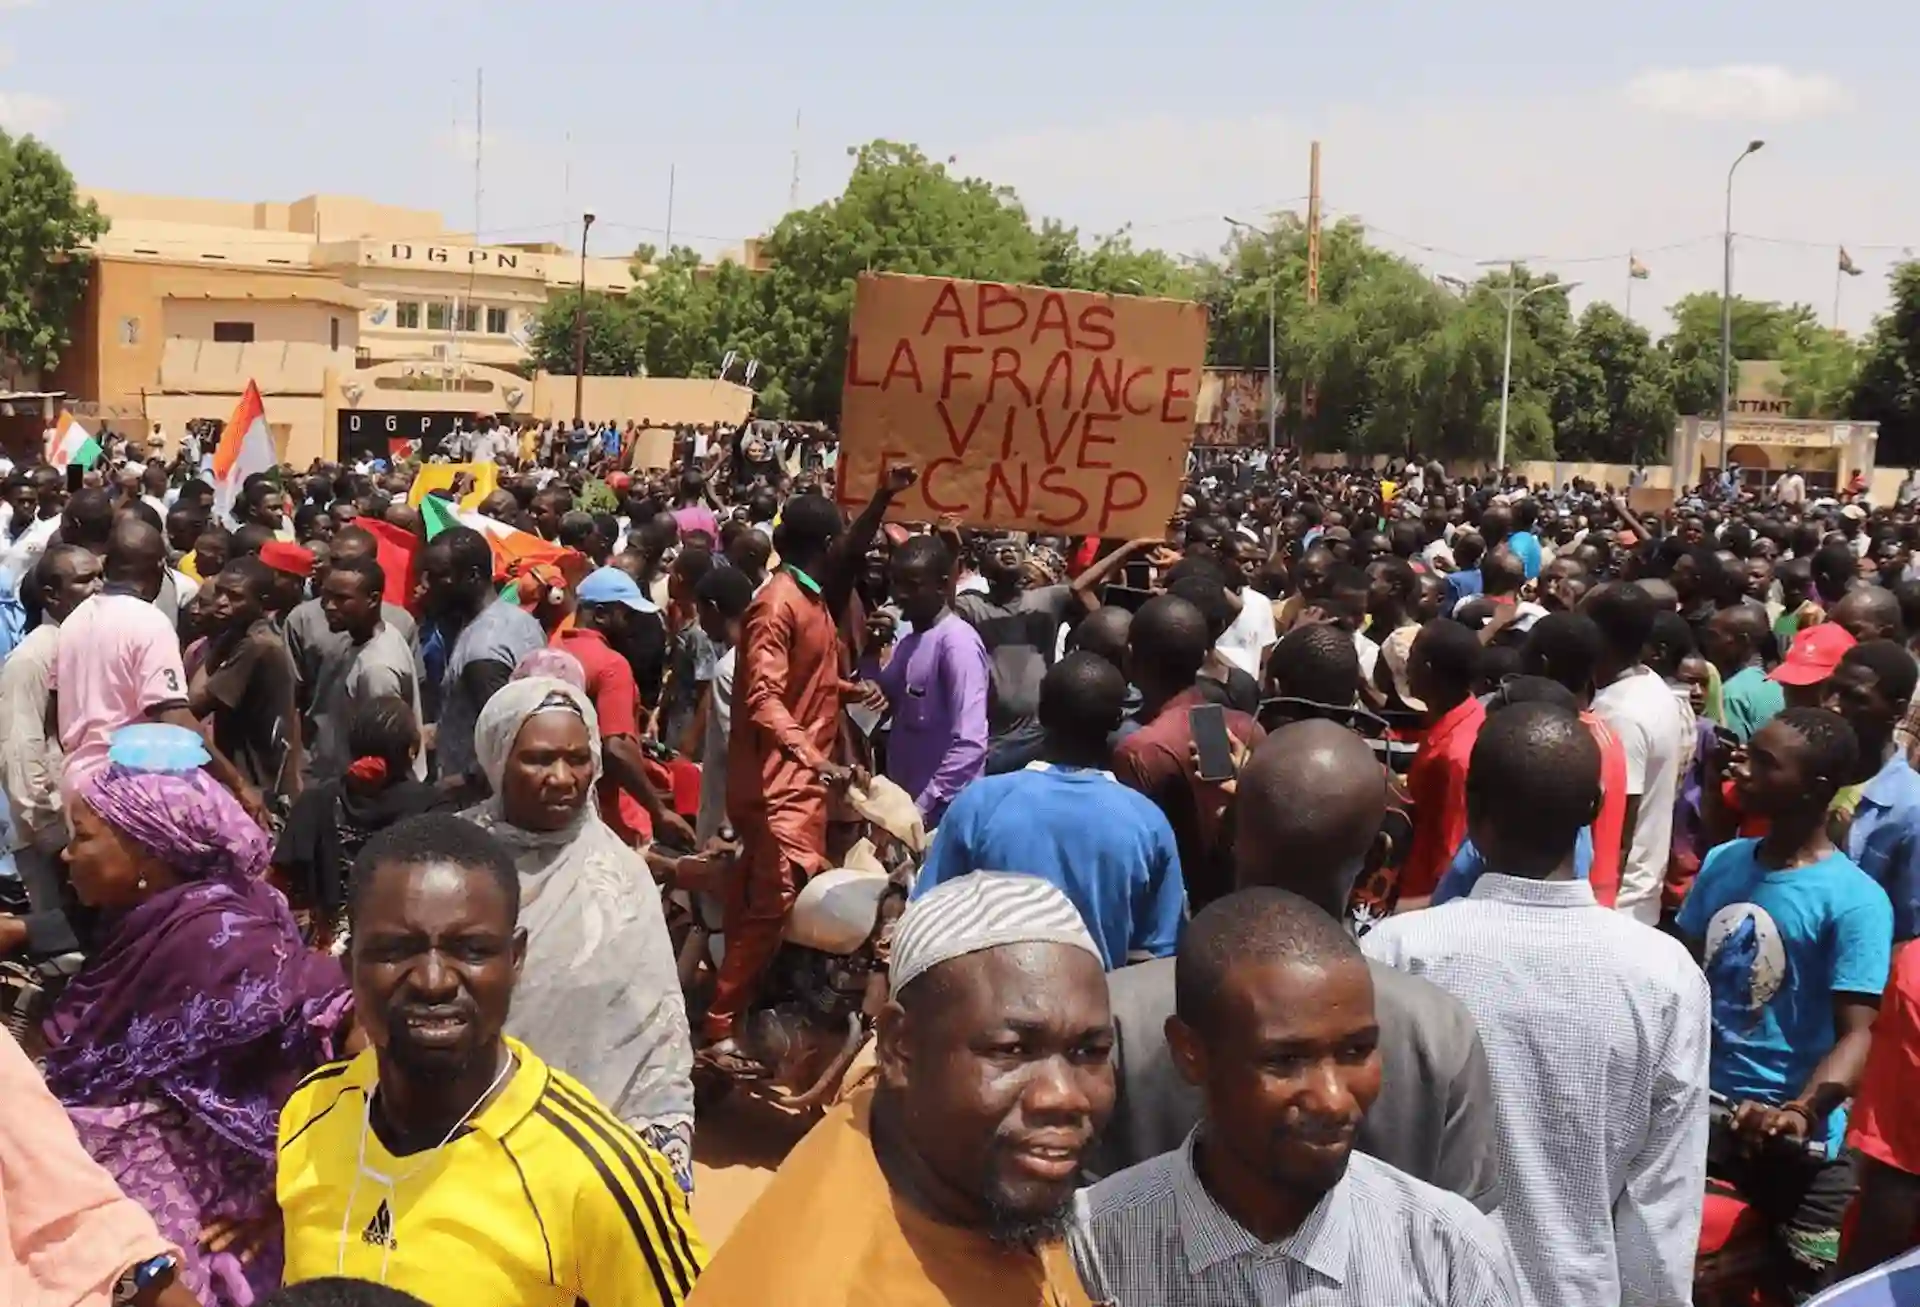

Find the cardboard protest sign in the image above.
[{"left": 836, "top": 274, "right": 1207, "bottom": 538}]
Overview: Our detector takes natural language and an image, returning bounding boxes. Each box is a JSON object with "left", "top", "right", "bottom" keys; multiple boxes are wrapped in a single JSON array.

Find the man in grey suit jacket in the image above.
[{"left": 1085, "top": 719, "right": 1503, "bottom": 1213}]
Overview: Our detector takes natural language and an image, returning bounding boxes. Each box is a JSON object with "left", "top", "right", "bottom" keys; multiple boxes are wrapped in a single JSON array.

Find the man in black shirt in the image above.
[{"left": 189, "top": 557, "right": 303, "bottom": 803}]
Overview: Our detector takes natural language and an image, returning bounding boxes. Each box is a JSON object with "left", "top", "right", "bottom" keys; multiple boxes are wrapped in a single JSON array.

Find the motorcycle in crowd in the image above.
[
  {"left": 669, "top": 775, "right": 926, "bottom": 1117},
  {"left": 1696, "top": 1091, "right": 1835, "bottom": 1307}
]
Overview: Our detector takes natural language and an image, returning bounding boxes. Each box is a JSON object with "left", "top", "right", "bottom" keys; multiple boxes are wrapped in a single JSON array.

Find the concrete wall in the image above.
[
  {"left": 163, "top": 300, "right": 359, "bottom": 352},
  {"left": 526, "top": 375, "right": 754, "bottom": 427},
  {"left": 51, "top": 258, "right": 364, "bottom": 413},
  {"left": 1302, "top": 454, "right": 1671, "bottom": 491}
]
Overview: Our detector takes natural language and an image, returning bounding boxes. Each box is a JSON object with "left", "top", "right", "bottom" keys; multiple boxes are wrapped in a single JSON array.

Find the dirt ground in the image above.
[{"left": 689, "top": 1092, "right": 816, "bottom": 1245}]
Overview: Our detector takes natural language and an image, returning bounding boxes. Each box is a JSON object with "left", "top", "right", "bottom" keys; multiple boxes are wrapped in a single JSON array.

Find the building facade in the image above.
[{"left": 49, "top": 188, "right": 756, "bottom": 465}]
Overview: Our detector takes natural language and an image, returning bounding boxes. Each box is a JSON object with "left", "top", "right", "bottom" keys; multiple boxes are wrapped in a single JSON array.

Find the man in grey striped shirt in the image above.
[{"left": 1071, "top": 887, "right": 1519, "bottom": 1306}]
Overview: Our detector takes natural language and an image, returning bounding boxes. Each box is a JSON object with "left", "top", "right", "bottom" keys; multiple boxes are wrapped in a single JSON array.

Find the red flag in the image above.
[{"left": 354, "top": 516, "right": 423, "bottom": 615}]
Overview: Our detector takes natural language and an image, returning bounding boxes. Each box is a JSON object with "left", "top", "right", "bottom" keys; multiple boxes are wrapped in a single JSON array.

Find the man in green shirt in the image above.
[{"left": 1703, "top": 603, "right": 1784, "bottom": 742}]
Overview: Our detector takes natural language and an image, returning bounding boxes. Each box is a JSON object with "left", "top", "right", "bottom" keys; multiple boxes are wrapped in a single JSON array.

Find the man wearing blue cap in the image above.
[{"left": 559, "top": 566, "right": 694, "bottom": 847}]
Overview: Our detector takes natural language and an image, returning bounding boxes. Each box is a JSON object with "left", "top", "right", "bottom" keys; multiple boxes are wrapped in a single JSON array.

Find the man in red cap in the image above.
[
  {"left": 258, "top": 539, "right": 315, "bottom": 625},
  {"left": 1771, "top": 622, "right": 1858, "bottom": 708}
]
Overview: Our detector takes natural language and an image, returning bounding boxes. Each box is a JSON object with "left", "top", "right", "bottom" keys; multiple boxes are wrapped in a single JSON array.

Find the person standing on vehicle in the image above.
[
  {"left": 702, "top": 493, "right": 860, "bottom": 1076},
  {"left": 1678, "top": 708, "right": 1894, "bottom": 1292},
  {"left": 1365, "top": 701, "right": 1710, "bottom": 1307}
]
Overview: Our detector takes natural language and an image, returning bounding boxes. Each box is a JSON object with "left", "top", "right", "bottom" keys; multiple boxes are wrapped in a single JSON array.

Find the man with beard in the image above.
[
  {"left": 276, "top": 813, "right": 705, "bottom": 1303},
  {"left": 1074, "top": 887, "right": 1517, "bottom": 1306},
  {"left": 690, "top": 871, "right": 1112, "bottom": 1305}
]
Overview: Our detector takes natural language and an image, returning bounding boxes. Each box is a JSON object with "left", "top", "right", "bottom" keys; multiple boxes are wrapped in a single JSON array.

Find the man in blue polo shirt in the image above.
[
  {"left": 914, "top": 651, "right": 1183, "bottom": 968},
  {"left": 1826, "top": 639, "right": 1920, "bottom": 944}
]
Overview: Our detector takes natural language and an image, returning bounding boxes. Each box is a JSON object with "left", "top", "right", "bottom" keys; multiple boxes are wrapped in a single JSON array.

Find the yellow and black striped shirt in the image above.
[{"left": 277, "top": 1037, "right": 705, "bottom": 1306}]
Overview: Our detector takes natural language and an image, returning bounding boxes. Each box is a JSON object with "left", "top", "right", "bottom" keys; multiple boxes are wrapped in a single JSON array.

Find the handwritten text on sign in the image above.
[{"left": 836, "top": 274, "right": 1208, "bottom": 538}]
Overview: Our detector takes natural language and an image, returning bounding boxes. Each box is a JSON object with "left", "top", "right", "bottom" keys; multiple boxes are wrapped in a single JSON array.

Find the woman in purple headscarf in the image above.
[{"left": 41, "top": 760, "right": 351, "bottom": 1307}]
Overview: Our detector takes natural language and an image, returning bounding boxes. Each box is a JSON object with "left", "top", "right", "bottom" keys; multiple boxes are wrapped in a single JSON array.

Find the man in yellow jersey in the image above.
[
  {"left": 689, "top": 870, "right": 1113, "bottom": 1306},
  {"left": 275, "top": 814, "right": 705, "bottom": 1306}
]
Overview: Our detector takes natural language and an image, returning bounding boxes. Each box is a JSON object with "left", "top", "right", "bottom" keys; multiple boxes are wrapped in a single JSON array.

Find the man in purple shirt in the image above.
[{"left": 863, "top": 533, "right": 989, "bottom": 826}]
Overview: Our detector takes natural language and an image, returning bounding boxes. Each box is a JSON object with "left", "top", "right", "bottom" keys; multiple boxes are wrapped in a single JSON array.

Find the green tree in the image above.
[
  {"left": 528, "top": 290, "right": 644, "bottom": 376},
  {"left": 1851, "top": 262, "right": 1920, "bottom": 464},
  {"left": 1659, "top": 292, "right": 1822, "bottom": 417},
  {"left": 0, "top": 131, "right": 106, "bottom": 376},
  {"left": 1551, "top": 303, "right": 1676, "bottom": 463},
  {"left": 1035, "top": 221, "right": 1198, "bottom": 298},
  {"left": 1779, "top": 326, "right": 1863, "bottom": 419}
]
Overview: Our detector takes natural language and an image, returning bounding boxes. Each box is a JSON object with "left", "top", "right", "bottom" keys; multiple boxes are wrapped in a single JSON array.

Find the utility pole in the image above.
[
  {"left": 665, "top": 164, "right": 676, "bottom": 252},
  {"left": 573, "top": 211, "right": 595, "bottom": 423},
  {"left": 1718, "top": 140, "right": 1765, "bottom": 475},
  {"left": 789, "top": 109, "right": 802, "bottom": 209}
]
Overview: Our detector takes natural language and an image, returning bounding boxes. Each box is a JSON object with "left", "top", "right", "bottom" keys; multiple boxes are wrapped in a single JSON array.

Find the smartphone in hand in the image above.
[{"left": 1190, "top": 703, "right": 1236, "bottom": 782}]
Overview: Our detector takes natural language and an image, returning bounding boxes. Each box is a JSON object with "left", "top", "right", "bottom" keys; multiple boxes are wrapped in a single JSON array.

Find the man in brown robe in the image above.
[{"left": 705, "top": 471, "right": 916, "bottom": 1064}]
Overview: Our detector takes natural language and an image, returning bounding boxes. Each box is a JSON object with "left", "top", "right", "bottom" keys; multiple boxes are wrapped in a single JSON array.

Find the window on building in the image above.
[
  {"left": 330, "top": 317, "right": 340, "bottom": 351},
  {"left": 456, "top": 303, "right": 480, "bottom": 333},
  {"left": 486, "top": 307, "right": 510, "bottom": 335},
  {"left": 212, "top": 321, "right": 255, "bottom": 343},
  {"left": 426, "top": 302, "right": 450, "bottom": 331},
  {"left": 395, "top": 301, "right": 421, "bottom": 329}
]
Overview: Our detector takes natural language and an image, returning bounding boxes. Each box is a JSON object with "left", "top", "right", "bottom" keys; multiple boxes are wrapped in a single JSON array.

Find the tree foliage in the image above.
[
  {"left": 0, "top": 130, "right": 106, "bottom": 377},
  {"left": 529, "top": 138, "right": 1920, "bottom": 466},
  {"left": 1853, "top": 263, "right": 1920, "bottom": 465}
]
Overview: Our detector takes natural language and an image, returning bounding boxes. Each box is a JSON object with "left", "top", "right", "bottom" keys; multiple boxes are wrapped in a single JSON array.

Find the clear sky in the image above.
[{"left": 8, "top": 0, "right": 1914, "bottom": 334}]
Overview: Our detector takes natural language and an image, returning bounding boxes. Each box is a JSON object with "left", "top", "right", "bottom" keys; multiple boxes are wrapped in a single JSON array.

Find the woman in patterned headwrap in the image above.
[{"left": 41, "top": 738, "right": 351, "bottom": 1307}]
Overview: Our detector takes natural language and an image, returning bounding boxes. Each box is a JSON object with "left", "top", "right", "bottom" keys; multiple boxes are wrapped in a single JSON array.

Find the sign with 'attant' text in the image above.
[{"left": 836, "top": 274, "right": 1208, "bottom": 538}]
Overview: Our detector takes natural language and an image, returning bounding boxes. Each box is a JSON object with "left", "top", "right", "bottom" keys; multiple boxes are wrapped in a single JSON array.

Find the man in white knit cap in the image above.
[{"left": 689, "top": 871, "right": 1113, "bottom": 1306}]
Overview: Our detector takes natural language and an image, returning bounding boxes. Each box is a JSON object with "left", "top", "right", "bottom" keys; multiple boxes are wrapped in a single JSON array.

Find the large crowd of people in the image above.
[{"left": 2, "top": 416, "right": 1920, "bottom": 1307}]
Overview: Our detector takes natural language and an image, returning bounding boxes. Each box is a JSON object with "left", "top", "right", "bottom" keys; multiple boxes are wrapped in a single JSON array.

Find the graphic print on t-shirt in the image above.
[{"left": 1704, "top": 902, "right": 1787, "bottom": 1024}]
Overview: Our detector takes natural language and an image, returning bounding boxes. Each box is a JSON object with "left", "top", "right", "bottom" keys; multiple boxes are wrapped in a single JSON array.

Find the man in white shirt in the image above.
[
  {"left": 1364, "top": 700, "right": 1709, "bottom": 1307},
  {"left": 1215, "top": 539, "right": 1277, "bottom": 678},
  {"left": 1775, "top": 467, "right": 1807, "bottom": 508},
  {"left": 1587, "top": 582, "right": 1686, "bottom": 924}
]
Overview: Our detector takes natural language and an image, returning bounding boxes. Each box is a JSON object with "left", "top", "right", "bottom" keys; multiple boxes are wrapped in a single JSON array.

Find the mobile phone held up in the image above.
[{"left": 1189, "top": 702, "right": 1236, "bottom": 782}]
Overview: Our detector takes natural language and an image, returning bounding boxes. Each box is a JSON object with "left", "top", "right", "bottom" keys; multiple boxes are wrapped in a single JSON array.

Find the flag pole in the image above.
[
  {"left": 1625, "top": 251, "right": 1634, "bottom": 321},
  {"left": 1834, "top": 256, "right": 1843, "bottom": 331}
]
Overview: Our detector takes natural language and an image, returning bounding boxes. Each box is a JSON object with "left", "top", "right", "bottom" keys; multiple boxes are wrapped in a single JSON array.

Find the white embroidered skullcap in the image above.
[{"left": 890, "top": 871, "right": 1103, "bottom": 995}]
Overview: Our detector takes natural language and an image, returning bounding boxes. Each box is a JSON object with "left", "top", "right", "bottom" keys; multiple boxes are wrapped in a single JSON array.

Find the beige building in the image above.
[{"left": 49, "top": 188, "right": 758, "bottom": 465}]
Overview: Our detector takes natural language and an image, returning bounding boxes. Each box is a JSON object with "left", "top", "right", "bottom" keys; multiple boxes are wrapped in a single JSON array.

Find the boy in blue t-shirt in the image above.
[{"left": 1678, "top": 707, "right": 1894, "bottom": 1286}]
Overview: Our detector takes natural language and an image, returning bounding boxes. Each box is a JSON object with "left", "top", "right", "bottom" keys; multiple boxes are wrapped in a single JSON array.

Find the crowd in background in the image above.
[{"left": 1, "top": 415, "right": 1920, "bottom": 1306}]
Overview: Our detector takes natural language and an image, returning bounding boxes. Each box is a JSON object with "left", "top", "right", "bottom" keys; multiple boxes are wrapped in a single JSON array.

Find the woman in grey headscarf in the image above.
[{"left": 462, "top": 675, "right": 697, "bottom": 1190}]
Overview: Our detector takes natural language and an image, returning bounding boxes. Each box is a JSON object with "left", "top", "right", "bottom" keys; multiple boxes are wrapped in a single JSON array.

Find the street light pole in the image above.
[
  {"left": 1718, "top": 140, "right": 1765, "bottom": 476},
  {"left": 1223, "top": 217, "right": 1277, "bottom": 453},
  {"left": 572, "top": 211, "right": 596, "bottom": 425},
  {"left": 1490, "top": 266, "right": 1581, "bottom": 474}
]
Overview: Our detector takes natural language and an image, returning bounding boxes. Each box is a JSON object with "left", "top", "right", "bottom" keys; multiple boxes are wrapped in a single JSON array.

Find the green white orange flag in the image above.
[
  {"left": 46, "top": 412, "right": 102, "bottom": 469},
  {"left": 212, "top": 381, "right": 276, "bottom": 521},
  {"left": 418, "top": 494, "right": 569, "bottom": 580}
]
